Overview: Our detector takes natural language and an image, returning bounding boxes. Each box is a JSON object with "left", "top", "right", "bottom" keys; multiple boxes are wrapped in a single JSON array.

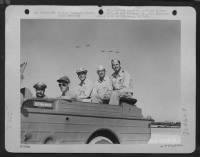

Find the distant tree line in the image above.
[
  {"left": 146, "top": 115, "right": 181, "bottom": 128},
  {"left": 151, "top": 121, "right": 181, "bottom": 128}
]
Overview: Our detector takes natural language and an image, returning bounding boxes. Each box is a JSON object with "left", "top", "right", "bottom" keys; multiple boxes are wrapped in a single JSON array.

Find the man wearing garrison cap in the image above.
[
  {"left": 76, "top": 67, "right": 93, "bottom": 102},
  {"left": 91, "top": 65, "right": 112, "bottom": 103},
  {"left": 33, "top": 82, "right": 47, "bottom": 98},
  {"left": 109, "top": 59, "right": 134, "bottom": 105},
  {"left": 57, "top": 76, "right": 77, "bottom": 100}
]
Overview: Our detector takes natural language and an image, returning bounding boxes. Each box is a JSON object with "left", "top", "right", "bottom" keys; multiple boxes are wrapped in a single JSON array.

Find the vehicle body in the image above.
[{"left": 21, "top": 98, "right": 152, "bottom": 144}]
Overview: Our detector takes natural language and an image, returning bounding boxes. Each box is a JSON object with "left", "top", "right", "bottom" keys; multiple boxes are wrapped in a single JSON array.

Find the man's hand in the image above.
[{"left": 20, "top": 62, "right": 27, "bottom": 74}]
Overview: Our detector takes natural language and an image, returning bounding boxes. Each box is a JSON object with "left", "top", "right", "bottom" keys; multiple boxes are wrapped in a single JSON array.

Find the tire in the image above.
[{"left": 88, "top": 136, "right": 114, "bottom": 144}]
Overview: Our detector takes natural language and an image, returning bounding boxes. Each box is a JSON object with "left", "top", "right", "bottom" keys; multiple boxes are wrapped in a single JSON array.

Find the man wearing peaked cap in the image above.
[
  {"left": 57, "top": 75, "right": 77, "bottom": 100},
  {"left": 57, "top": 76, "right": 70, "bottom": 84},
  {"left": 33, "top": 82, "right": 47, "bottom": 98},
  {"left": 91, "top": 65, "right": 112, "bottom": 104},
  {"left": 76, "top": 67, "right": 93, "bottom": 102}
]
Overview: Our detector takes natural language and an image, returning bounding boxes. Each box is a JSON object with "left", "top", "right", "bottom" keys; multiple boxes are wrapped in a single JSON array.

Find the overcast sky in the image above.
[{"left": 21, "top": 19, "right": 180, "bottom": 122}]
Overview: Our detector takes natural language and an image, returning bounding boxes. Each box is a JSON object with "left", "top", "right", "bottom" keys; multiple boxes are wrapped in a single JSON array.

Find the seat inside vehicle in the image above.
[
  {"left": 102, "top": 97, "right": 137, "bottom": 105},
  {"left": 120, "top": 97, "right": 137, "bottom": 106}
]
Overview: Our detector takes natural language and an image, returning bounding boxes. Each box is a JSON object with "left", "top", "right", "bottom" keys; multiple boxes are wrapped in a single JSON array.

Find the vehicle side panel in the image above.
[{"left": 21, "top": 110, "right": 151, "bottom": 144}]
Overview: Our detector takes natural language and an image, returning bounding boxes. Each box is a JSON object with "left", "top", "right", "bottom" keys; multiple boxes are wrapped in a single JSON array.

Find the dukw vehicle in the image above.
[{"left": 21, "top": 97, "right": 152, "bottom": 144}]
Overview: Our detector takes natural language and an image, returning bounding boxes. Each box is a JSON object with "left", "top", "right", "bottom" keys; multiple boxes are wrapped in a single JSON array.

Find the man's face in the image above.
[
  {"left": 36, "top": 89, "right": 45, "bottom": 98},
  {"left": 112, "top": 62, "right": 121, "bottom": 73},
  {"left": 58, "top": 82, "right": 69, "bottom": 93},
  {"left": 78, "top": 73, "right": 86, "bottom": 81},
  {"left": 98, "top": 70, "right": 105, "bottom": 79}
]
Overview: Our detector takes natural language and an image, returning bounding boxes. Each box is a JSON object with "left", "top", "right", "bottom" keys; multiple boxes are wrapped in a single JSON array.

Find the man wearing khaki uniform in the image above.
[
  {"left": 33, "top": 82, "right": 47, "bottom": 98},
  {"left": 91, "top": 65, "right": 112, "bottom": 103},
  {"left": 109, "top": 59, "right": 134, "bottom": 105},
  {"left": 76, "top": 67, "right": 93, "bottom": 102},
  {"left": 57, "top": 76, "right": 77, "bottom": 100}
]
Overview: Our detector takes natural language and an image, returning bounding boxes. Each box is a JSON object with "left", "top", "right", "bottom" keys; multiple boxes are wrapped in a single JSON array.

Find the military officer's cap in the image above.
[
  {"left": 76, "top": 67, "right": 88, "bottom": 75},
  {"left": 97, "top": 65, "right": 105, "bottom": 72},
  {"left": 33, "top": 82, "right": 47, "bottom": 90},
  {"left": 57, "top": 76, "right": 70, "bottom": 83}
]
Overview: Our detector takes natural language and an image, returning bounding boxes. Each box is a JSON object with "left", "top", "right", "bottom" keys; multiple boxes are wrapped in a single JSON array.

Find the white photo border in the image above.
[{"left": 5, "top": 6, "right": 196, "bottom": 153}]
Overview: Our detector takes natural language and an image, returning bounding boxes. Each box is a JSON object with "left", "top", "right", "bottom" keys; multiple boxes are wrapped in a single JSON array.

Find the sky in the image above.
[{"left": 21, "top": 19, "right": 181, "bottom": 122}]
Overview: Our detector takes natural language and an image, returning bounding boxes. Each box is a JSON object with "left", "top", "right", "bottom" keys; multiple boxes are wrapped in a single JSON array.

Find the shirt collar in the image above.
[
  {"left": 79, "top": 79, "right": 87, "bottom": 86},
  {"left": 98, "top": 77, "right": 107, "bottom": 83},
  {"left": 112, "top": 69, "right": 124, "bottom": 78},
  {"left": 62, "top": 88, "right": 70, "bottom": 96}
]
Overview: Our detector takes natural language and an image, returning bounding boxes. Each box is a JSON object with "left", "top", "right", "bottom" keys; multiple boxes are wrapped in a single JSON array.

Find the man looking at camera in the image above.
[
  {"left": 91, "top": 65, "right": 112, "bottom": 103},
  {"left": 57, "top": 76, "right": 77, "bottom": 100},
  {"left": 76, "top": 68, "right": 93, "bottom": 102},
  {"left": 33, "top": 82, "right": 47, "bottom": 98},
  {"left": 109, "top": 59, "right": 134, "bottom": 105}
]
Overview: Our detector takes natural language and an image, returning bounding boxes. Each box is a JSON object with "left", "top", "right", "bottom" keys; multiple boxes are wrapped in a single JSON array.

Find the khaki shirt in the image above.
[
  {"left": 91, "top": 77, "right": 112, "bottom": 99},
  {"left": 59, "top": 90, "right": 77, "bottom": 100},
  {"left": 77, "top": 79, "right": 93, "bottom": 99},
  {"left": 110, "top": 69, "right": 133, "bottom": 93}
]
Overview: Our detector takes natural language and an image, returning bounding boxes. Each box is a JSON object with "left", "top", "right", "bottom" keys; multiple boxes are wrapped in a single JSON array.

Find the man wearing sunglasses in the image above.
[{"left": 57, "top": 76, "right": 77, "bottom": 100}]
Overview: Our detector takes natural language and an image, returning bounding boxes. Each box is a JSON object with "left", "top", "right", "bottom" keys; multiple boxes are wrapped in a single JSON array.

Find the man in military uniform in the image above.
[
  {"left": 109, "top": 59, "right": 134, "bottom": 105},
  {"left": 76, "top": 67, "right": 93, "bottom": 102},
  {"left": 91, "top": 65, "right": 112, "bottom": 103},
  {"left": 33, "top": 82, "right": 47, "bottom": 98},
  {"left": 57, "top": 76, "right": 77, "bottom": 100}
]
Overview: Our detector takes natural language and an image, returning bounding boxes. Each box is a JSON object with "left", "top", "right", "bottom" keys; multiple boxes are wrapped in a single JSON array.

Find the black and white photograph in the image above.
[
  {"left": 20, "top": 19, "right": 181, "bottom": 145},
  {"left": 5, "top": 6, "right": 196, "bottom": 153}
]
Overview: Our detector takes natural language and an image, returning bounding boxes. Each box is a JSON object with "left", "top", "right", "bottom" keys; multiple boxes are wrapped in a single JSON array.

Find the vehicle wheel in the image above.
[{"left": 88, "top": 136, "right": 114, "bottom": 144}]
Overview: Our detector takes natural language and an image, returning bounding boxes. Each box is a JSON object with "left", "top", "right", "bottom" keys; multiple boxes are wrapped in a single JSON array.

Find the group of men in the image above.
[{"left": 21, "top": 59, "right": 134, "bottom": 105}]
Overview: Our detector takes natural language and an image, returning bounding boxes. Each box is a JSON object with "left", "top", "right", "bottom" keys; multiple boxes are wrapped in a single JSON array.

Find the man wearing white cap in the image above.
[
  {"left": 91, "top": 65, "right": 112, "bottom": 104},
  {"left": 76, "top": 67, "right": 93, "bottom": 102},
  {"left": 33, "top": 82, "right": 47, "bottom": 98},
  {"left": 109, "top": 59, "right": 134, "bottom": 105}
]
